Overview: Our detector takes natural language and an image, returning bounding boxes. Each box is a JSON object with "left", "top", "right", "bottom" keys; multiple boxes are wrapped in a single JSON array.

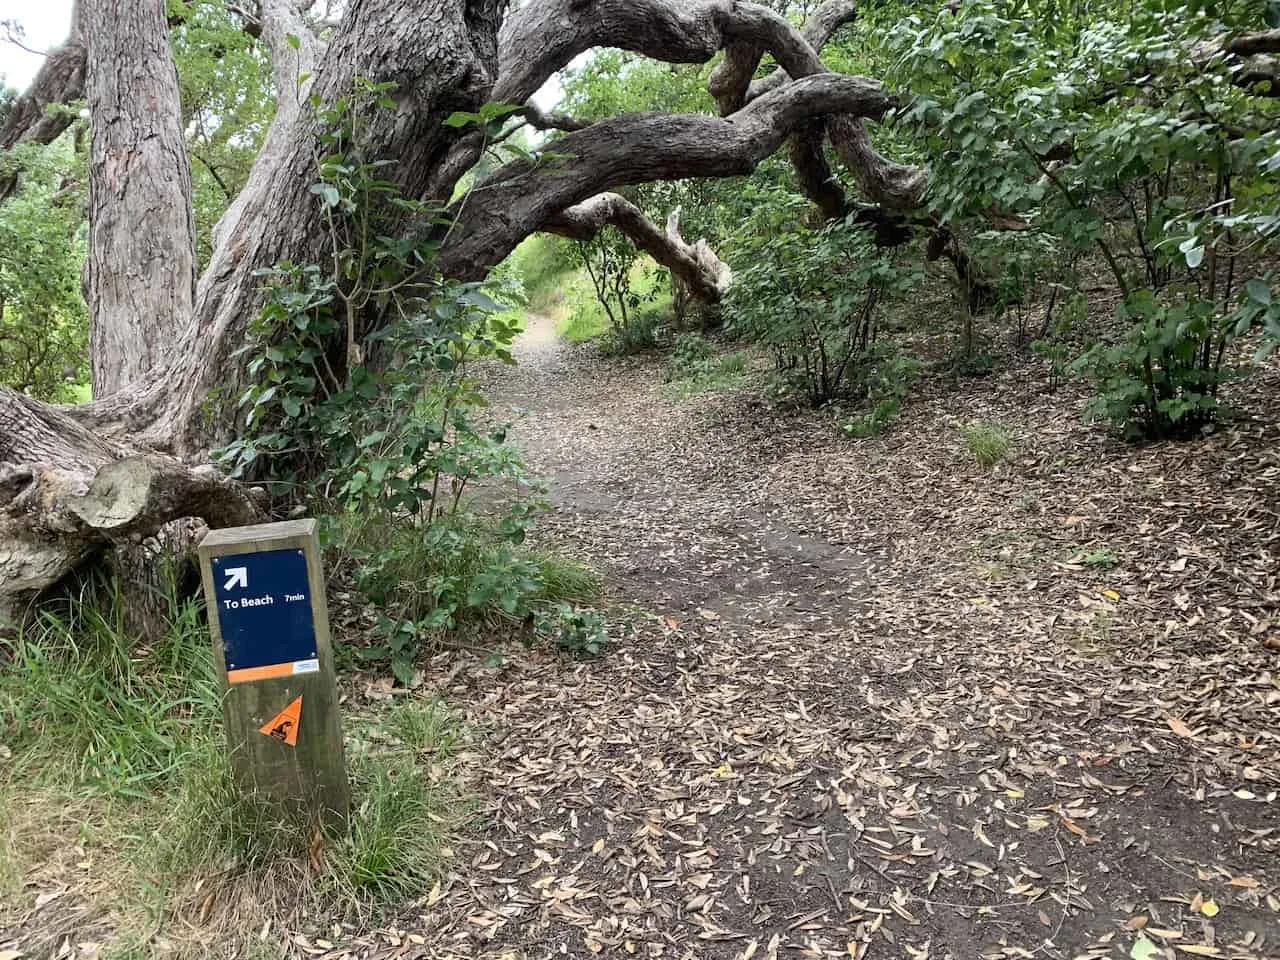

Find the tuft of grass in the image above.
[
  {"left": 0, "top": 577, "right": 469, "bottom": 954},
  {"left": 528, "top": 550, "right": 603, "bottom": 604},
  {"left": 335, "top": 753, "right": 455, "bottom": 903},
  {"left": 962, "top": 422, "right": 1014, "bottom": 469},
  {"left": 384, "top": 697, "right": 461, "bottom": 758},
  {"left": 0, "top": 574, "right": 222, "bottom": 799}
]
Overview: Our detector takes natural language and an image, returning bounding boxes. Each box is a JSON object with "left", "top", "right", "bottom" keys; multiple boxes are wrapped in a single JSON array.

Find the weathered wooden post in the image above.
[{"left": 197, "top": 519, "right": 350, "bottom": 828}]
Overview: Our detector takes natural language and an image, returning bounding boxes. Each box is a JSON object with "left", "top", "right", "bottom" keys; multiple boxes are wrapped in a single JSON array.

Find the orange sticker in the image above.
[{"left": 259, "top": 696, "right": 302, "bottom": 747}]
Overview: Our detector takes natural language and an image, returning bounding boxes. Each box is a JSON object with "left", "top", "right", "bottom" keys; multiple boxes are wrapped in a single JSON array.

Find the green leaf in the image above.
[
  {"left": 391, "top": 657, "right": 415, "bottom": 687},
  {"left": 285, "top": 32, "right": 300, "bottom": 50},
  {"left": 443, "top": 111, "right": 483, "bottom": 128},
  {"left": 1246, "top": 278, "right": 1271, "bottom": 307}
]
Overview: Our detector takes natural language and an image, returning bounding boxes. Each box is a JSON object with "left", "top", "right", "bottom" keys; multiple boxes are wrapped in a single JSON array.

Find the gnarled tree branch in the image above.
[
  {"left": 712, "top": 0, "right": 859, "bottom": 114},
  {"left": 0, "top": 0, "right": 86, "bottom": 201},
  {"left": 544, "top": 193, "right": 731, "bottom": 302},
  {"left": 437, "top": 73, "right": 895, "bottom": 279}
]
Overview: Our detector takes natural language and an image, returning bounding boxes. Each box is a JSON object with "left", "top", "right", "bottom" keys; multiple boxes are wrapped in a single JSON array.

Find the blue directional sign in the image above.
[{"left": 211, "top": 549, "right": 319, "bottom": 683}]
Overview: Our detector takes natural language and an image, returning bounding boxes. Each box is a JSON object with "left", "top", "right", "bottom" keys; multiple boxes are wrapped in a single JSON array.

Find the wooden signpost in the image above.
[{"left": 198, "top": 519, "right": 349, "bottom": 828}]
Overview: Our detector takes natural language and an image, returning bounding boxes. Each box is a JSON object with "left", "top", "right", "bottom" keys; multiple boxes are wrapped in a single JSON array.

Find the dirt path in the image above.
[{"left": 407, "top": 316, "right": 1280, "bottom": 960}]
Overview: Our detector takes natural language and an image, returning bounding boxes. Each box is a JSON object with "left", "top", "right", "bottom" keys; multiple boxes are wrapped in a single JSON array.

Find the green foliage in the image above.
[
  {"left": 336, "top": 749, "right": 455, "bottom": 902},
  {"left": 1074, "top": 291, "right": 1236, "bottom": 440},
  {"left": 1081, "top": 547, "right": 1118, "bottom": 569},
  {"left": 0, "top": 572, "right": 218, "bottom": 799},
  {"left": 885, "top": 0, "right": 1279, "bottom": 439},
  {"left": 557, "top": 302, "right": 610, "bottom": 343},
  {"left": 557, "top": 260, "right": 673, "bottom": 352},
  {"left": 0, "top": 141, "right": 89, "bottom": 401},
  {"left": 963, "top": 422, "right": 1014, "bottom": 469},
  {"left": 331, "top": 513, "right": 560, "bottom": 684},
  {"left": 218, "top": 84, "right": 602, "bottom": 679},
  {"left": 507, "top": 234, "right": 577, "bottom": 312},
  {"left": 726, "top": 191, "right": 921, "bottom": 406},
  {"left": 665, "top": 333, "right": 749, "bottom": 397},
  {"left": 169, "top": 0, "right": 275, "bottom": 263},
  {"left": 840, "top": 345, "right": 922, "bottom": 438},
  {"left": 572, "top": 225, "right": 661, "bottom": 343},
  {"left": 533, "top": 603, "right": 608, "bottom": 659},
  {"left": 600, "top": 301, "right": 666, "bottom": 355},
  {"left": 528, "top": 551, "right": 603, "bottom": 603},
  {"left": 667, "top": 332, "right": 715, "bottom": 377},
  {"left": 1030, "top": 290, "right": 1089, "bottom": 392},
  {"left": 0, "top": 576, "right": 468, "bottom": 942}
]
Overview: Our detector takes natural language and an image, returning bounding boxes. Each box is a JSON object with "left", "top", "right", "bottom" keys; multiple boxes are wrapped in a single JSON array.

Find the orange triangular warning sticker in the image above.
[{"left": 259, "top": 696, "right": 302, "bottom": 747}]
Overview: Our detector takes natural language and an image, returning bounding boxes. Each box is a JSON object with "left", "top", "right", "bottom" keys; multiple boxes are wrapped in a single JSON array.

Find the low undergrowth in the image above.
[
  {"left": 0, "top": 576, "right": 470, "bottom": 957},
  {"left": 327, "top": 512, "right": 605, "bottom": 680},
  {"left": 665, "top": 333, "right": 750, "bottom": 397},
  {"left": 555, "top": 259, "right": 674, "bottom": 352}
]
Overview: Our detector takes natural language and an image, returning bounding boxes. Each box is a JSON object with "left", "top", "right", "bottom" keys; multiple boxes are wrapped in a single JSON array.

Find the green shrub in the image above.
[
  {"left": 330, "top": 508, "right": 602, "bottom": 682},
  {"left": 534, "top": 603, "right": 608, "bottom": 659},
  {"left": 528, "top": 551, "right": 603, "bottom": 604},
  {"left": 600, "top": 300, "right": 665, "bottom": 355},
  {"left": 335, "top": 752, "right": 456, "bottom": 902},
  {"left": 557, "top": 262, "right": 673, "bottom": 352},
  {"left": 667, "top": 332, "right": 716, "bottom": 377},
  {"left": 886, "top": 3, "right": 1280, "bottom": 439},
  {"left": 558, "top": 300, "right": 611, "bottom": 342},
  {"left": 664, "top": 334, "right": 749, "bottom": 397},
  {"left": 963, "top": 422, "right": 1013, "bottom": 469},
  {"left": 726, "top": 194, "right": 920, "bottom": 407},
  {"left": 840, "top": 345, "right": 922, "bottom": 438},
  {"left": 1075, "top": 292, "right": 1234, "bottom": 441},
  {"left": 0, "top": 139, "right": 90, "bottom": 402}
]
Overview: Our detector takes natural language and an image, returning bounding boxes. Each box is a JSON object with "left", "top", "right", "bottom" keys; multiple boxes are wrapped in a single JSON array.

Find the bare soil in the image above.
[
  {"left": 401, "top": 314, "right": 1280, "bottom": 960},
  {"left": 7, "top": 314, "right": 1279, "bottom": 960}
]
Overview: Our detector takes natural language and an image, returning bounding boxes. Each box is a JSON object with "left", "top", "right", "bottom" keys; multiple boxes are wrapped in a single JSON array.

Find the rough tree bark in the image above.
[
  {"left": 83, "top": 0, "right": 197, "bottom": 397},
  {"left": 544, "top": 194, "right": 732, "bottom": 302},
  {"left": 0, "top": 0, "right": 918, "bottom": 629},
  {"left": 0, "top": 1, "right": 86, "bottom": 202}
]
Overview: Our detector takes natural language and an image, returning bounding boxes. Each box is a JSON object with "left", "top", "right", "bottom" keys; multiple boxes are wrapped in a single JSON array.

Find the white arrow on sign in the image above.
[{"left": 223, "top": 567, "right": 249, "bottom": 591}]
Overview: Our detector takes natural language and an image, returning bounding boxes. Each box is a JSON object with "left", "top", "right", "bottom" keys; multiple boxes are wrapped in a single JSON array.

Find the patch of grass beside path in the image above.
[{"left": 0, "top": 575, "right": 469, "bottom": 957}]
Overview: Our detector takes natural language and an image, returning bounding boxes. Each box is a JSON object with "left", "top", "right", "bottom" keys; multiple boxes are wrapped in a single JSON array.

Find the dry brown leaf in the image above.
[{"left": 1166, "top": 716, "right": 1195, "bottom": 739}]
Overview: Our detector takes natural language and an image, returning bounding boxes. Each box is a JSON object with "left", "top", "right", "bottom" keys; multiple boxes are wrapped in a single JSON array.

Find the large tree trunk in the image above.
[
  {"left": 1, "top": 0, "right": 508, "bottom": 628},
  {"left": 84, "top": 0, "right": 197, "bottom": 397}
]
